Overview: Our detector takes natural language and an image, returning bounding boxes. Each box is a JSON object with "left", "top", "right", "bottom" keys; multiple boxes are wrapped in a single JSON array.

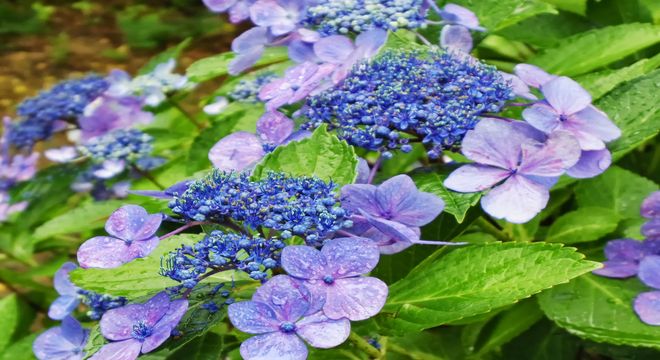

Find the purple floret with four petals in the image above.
[{"left": 33, "top": 316, "right": 89, "bottom": 360}]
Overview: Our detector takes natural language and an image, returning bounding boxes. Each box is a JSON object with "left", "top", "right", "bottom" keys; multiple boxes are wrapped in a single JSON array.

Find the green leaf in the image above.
[
  {"left": 539, "top": 274, "right": 660, "bottom": 349},
  {"left": 138, "top": 38, "right": 192, "bottom": 75},
  {"left": 141, "top": 331, "right": 238, "bottom": 360},
  {"left": 501, "top": 319, "right": 580, "bottom": 360},
  {"left": 494, "top": 12, "right": 591, "bottom": 48},
  {"left": 576, "top": 53, "right": 660, "bottom": 100},
  {"left": 33, "top": 200, "right": 126, "bottom": 241},
  {"left": 595, "top": 69, "right": 660, "bottom": 158},
  {"left": 575, "top": 166, "right": 658, "bottom": 219},
  {"left": 379, "top": 242, "right": 599, "bottom": 332},
  {"left": 0, "top": 334, "right": 38, "bottom": 360},
  {"left": 530, "top": 23, "right": 660, "bottom": 76},
  {"left": 70, "top": 234, "right": 204, "bottom": 298},
  {"left": 186, "top": 47, "right": 289, "bottom": 82},
  {"left": 0, "top": 295, "right": 34, "bottom": 352},
  {"left": 450, "top": 0, "right": 557, "bottom": 31},
  {"left": 252, "top": 125, "right": 358, "bottom": 185},
  {"left": 545, "top": 207, "right": 621, "bottom": 244},
  {"left": 410, "top": 169, "right": 481, "bottom": 223}
]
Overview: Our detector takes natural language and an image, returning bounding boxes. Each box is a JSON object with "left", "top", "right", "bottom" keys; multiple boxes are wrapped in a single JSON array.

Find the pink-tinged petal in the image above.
[
  {"left": 253, "top": 275, "right": 313, "bottom": 322},
  {"left": 360, "top": 226, "right": 418, "bottom": 255},
  {"left": 259, "top": 78, "right": 291, "bottom": 101},
  {"left": 232, "top": 27, "right": 269, "bottom": 54},
  {"left": 89, "top": 339, "right": 141, "bottom": 360},
  {"left": 140, "top": 292, "right": 173, "bottom": 326},
  {"left": 592, "top": 261, "right": 639, "bottom": 278},
  {"left": 374, "top": 176, "right": 444, "bottom": 226},
  {"left": 444, "top": 164, "right": 510, "bottom": 192},
  {"left": 567, "top": 149, "right": 612, "bottom": 178},
  {"left": 126, "top": 236, "right": 160, "bottom": 261},
  {"left": 240, "top": 332, "right": 308, "bottom": 360},
  {"left": 441, "top": 4, "right": 483, "bottom": 30},
  {"left": 355, "top": 158, "right": 370, "bottom": 184},
  {"left": 340, "top": 184, "right": 379, "bottom": 214},
  {"left": 522, "top": 103, "right": 560, "bottom": 134},
  {"left": 202, "top": 0, "right": 236, "bottom": 12},
  {"left": 499, "top": 72, "right": 537, "bottom": 100},
  {"left": 481, "top": 175, "right": 549, "bottom": 224},
  {"left": 288, "top": 63, "right": 335, "bottom": 104},
  {"left": 541, "top": 76, "right": 591, "bottom": 115},
  {"left": 228, "top": 301, "right": 280, "bottom": 334},
  {"left": 54, "top": 262, "right": 79, "bottom": 295},
  {"left": 296, "top": 312, "right": 350, "bottom": 348},
  {"left": 514, "top": 64, "right": 555, "bottom": 88},
  {"left": 604, "top": 239, "right": 646, "bottom": 262},
  {"left": 250, "top": 1, "right": 288, "bottom": 29},
  {"left": 639, "top": 256, "right": 660, "bottom": 289},
  {"left": 229, "top": 1, "right": 251, "bottom": 23},
  {"left": 288, "top": 40, "right": 317, "bottom": 63},
  {"left": 229, "top": 47, "right": 264, "bottom": 75},
  {"left": 322, "top": 237, "right": 380, "bottom": 277},
  {"left": 209, "top": 132, "right": 265, "bottom": 171},
  {"left": 642, "top": 192, "right": 660, "bottom": 219},
  {"left": 374, "top": 175, "right": 418, "bottom": 215},
  {"left": 440, "top": 25, "right": 473, "bottom": 53},
  {"left": 33, "top": 318, "right": 87, "bottom": 360},
  {"left": 569, "top": 105, "right": 621, "bottom": 143},
  {"left": 324, "top": 277, "right": 388, "bottom": 321},
  {"left": 100, "top": 295, "right": 169, "bottom": 341},
  {"left": 77, "top": 236, "right": 133, "bottom": 269},
  {"left": 461, "top": 118, "right": 530, "bottom": 169},
  {"left": 142, "top": 299, "right": 188, "bottom": 353},
  {"left": 105, "top": 205, "right": 160, "bottom": 242},
  {"left": 634, "top": 291, "right": 660, "bottom": 325},
  {"left": 313, "top": 35, "right": 355, "bottom": 64},
  {"left": 257, "top": 111, "right": 294, "bottom": 144},
  {"left": 281, "top": 245, "right": 327, "bottom": 280},
  {"left": 297, "top": 28, "right": 320, "bottom": 42},
  {"left": 355, "top": 29, "right": 388, "bottom": 57},
  {"left": 519, "top": 131, "right": 581, "bottom": 177},
  {"left": 48, "top": 296, "right": 80, "bottom": 321}
]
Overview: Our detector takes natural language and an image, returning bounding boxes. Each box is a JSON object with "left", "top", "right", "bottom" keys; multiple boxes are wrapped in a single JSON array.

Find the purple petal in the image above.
[
  {"left": 634, "top": 291, "right": 660, "bottom": 325},
  {"left": 355, "top": 29, "right": 388, "bottom": 57},
  {"left": 481, "top": 174, "right": 549, "bottom": 223},
  {"left": 440, "top": 25, "right": 473, "bottom": 53},
  {"left": 203, "top": 0, "right": 236, "bottom": 12},
  {"left": 639, "top": 255, "right": 660, "bottom": 289},
  {"left": 374, "top": 175, "right": 417, "bottom": 215},
  {"left": 229, "top": 1, "right": 250, "bottom": 22},
  {"left": 296, "top": 311, "right": 350, "bottom": 348},
  {"left": 522, "top": 103, "right": 560, "bottom": 134},
  {"left": 642, "top": 192, "right": 660, "bottom": 219},
  {"left": 567, "top": 149, "right": 612, "bottom": 178},
  {"left": 321, "top": 237, "right": 380, "bottom": 277},
  {"left": 54, "top": 262, "right": 79, "bottom": 296},
  {"left": 209, "top": 132, "right": 265, "bottom": 171},
  {"left": 240, "top": 332, "right": 307, "bottom": 360},
  {"left": 232, "top": 27, "right": 269, "bottom": 54},
  {"left": 288, "top": 63, "right": 335, "bottom": 104},
  {"left": 568, "top": 106, "right": 621, "bottom": 147},
  {"left": 105, "top": 205, "right": 162, "bottom": 242},
  {"left": 604, "top": 239, "right": 646, "bottom": 261},
  {"left": 250, "top": 0, "right": 297, "bottom": 35},
  {"left": 592, "top": 261, "right": 639, "bottom": 278},
  {"left": 229, "top": 47, "right": 265, "bottom": 75},
  {"left": 360, "top": 226, "right": 418, "bottom": 255},
  {"left": 228, "top": 301, "right": 279, "bottom": 334},
  {"left": 45, "top": 147, "right": 78, "bottom": 163},
  {"left": 542, "top": 77, "right": 592, "bottom": 115},
  {"left": 77, "top": 236, "right": 132, "bottom": 269},
  {"left": 142, "top": 299, "right": 189, "bottom": 353},
  {"left": 288, "top": 40, "right": 318, "bottom": 63},
  {"left": 252, "top": 275, "right": 315, "bottom": 321},
  {"left": 324, "top": 277, "right": 388, "bottom": 321},
  {"left": 340, "top": 184, "right": 380, "bottom": 214},
  {"left": 355, "top": 158, "right": 370, "bottom": 184},
  {"left": 60, "top": 316, "right": 88, "bottom": 345},
  {"left": 461, "top": 118, "right": 530, "bottom": 170},
  {"left": 444, "top": 164, "right": 510, "bottom": 192},
  {"left": 257, "top": 111, "right": 294, "bottom": 144},
  {"left": 93, "top": 160, "right": 125, "bottom": 179},
  {"left": 313, "top": 35, "right": 355, "bottom": 64},
  {"left": 643, "top": 221, "right": 660, "bottom": 241},
  {"left": 377, "top": 177, "right": 445, "bottom": 227},
  {"left": 33, "top": 317, "right": 88, "bottom": 360},
  {"left": 514, "top": 64, "right": 555, "bottom": 88},
  {"left": 358, "top": 211, "right": 417, "bottom": 253},
  {"left": 281, "top": 130, "right": 312, "bottom": 145},
  {"left": 89, "top": 339, "right": 141, "bottom": 360},
  {"left": 281, "top": 245, "right": 327, "bottom": 280},
  {"left": 140, "top": 292, "right": 174, "bottom": 327},
  {"left": 99, "top": 294, "right": 170, "bottom": 341},
  {"left": 440, "top": 4, "right": 484, "bottom": 30},
  {"left": 499, "top": 72, "right": 537, "bottom": 100},
  {"left": 519, "top": 130, "right": 581, "bottom": 177},
  {"left": 48, "top": 296, "right": 80, "bottom": 321}
]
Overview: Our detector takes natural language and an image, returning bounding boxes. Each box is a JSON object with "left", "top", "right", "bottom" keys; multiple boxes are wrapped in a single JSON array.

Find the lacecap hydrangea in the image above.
[
  {"left": 228, "top": 72, "right": 278, "bottom": 103},
  {"left": 79, "top": 129, "right": 154, "bottom": 163},
  {"left": 302, "top": 49, "right": 513, "bottom": 158}
]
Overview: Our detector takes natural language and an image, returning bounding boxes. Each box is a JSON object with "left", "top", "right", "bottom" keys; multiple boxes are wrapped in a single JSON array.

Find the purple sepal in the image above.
[
  {"left": 33, "top": 316, "right": 89, "bottom": 360},
  {"left": 634, "top": 291, "right": 660, "bottom": 326}
]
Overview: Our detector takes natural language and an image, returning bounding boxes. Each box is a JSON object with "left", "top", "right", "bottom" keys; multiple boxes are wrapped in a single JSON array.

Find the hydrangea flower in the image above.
[
  {"left": 33, "top": 316, "right": 89, "bottom": 360},
  {"left": 90, "top": 292, "right": 188, "bottom": 360},
  {"left": 438, "top": 4, "right": 485, "bottom": 53},
  {"left": 259, "top": 62, "right": 336, "bottom": 111},
  {"left": 228, "top": 275, "right": 350, "bottom": 360},
  {"left": 78, "top": 95, "right": 153, "bottom": 141},
  {"left": 228, "top": 71, "right": 278, "bottom": 102},
  {"left": 341, "top": 175, "right": 446, "bottom": 253},
  {"left": 634, "top": 255, "right": 660, "bottom": 325},
  {"left": 281, "top": 237, "right": 388, "bottom": 320},
  {"left": 80, "top": 129, "right": 154, "bottom": 163},
  {"left": 642, "top": 191, "right": 660, "bottom": 240},
  {"left": 203, "top": 0, "right": 255, "bottom": 23},
  {"left": 592, "top": 238, "right": 659, "bottom": 278},
  {"left": 209, "top": 111, "right": 310, "bottom": 171},
  {"left": 303, "top": 50, "right": 513, "bottom": 158},
  {"left": 444, "top": 119, "right": 580, "bottom": 223},
  {"left": 49, "top": 262, "right": 81, "bottom": 320},
  {"left": 79, "top": 290, "right": 128, "bottom": 321},
  {"left": 229, "top": 27, "right": 272, "bottom": 75},
  {"left": 250, "top": 0, "right": 308, "bottom": 36},
  {"left": 77, "top": 205, "right": 163, "bottom": 268},
  {"left": 108, "top": 61, "right": 190, "bottom": 107}
]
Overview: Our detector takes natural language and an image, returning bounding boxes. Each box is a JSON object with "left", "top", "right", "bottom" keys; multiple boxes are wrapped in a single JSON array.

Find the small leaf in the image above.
[
  {"left": 410, "top": 170, "right": 481, "bottom": 223},
  {"left": 546, "top": 207, "right": 621, "bottom": 244},
  {"left": 252, "top": 125, "right": 358, "bottom": 185},
  {"left": 186, "top": 48, "right": 289, "bottom": 83},
  {"left": 33, "top": 200, "right": 126, "bottom": 241},
  {"left": 539, "top": 274, "right": 660, "bottom": 349},
  {"left": 450, "top": 0, "right": 557, "bottom": 31},
  {"left": 576, "top": 53, "right": 660, "bottom": 100},
  {"left": 0, "top": 295, "right": 34, "bottom": 352}
]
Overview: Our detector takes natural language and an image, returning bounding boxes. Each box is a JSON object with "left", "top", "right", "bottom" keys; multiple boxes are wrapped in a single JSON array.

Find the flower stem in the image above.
[
  {"left": 367, "top": 154, "right": 383, "bottom": 184},
  {"left": 414, "top": 31, "right": 433, "bottom": 46},
  {"left": 169, "top": 99, "right": 204, "bottom": 130},
  {"left": 474, "top": 217, "right": 510, "bottom": 242},
  {"left": 160, "top": 221, "right": 208, "bottom": 241},
  {"left": 131, "top": 164, "right": 165, "bottom": 190},
  {"left": 349, "top": 331, "right": 381, "bottom": 359}
]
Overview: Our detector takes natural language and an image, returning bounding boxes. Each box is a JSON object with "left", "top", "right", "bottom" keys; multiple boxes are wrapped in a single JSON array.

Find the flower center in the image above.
[
  {"left": 559, "top": 114, "right": 569, "bottom": 122},
  {"left": 131, "top": 321, "right": 153, "bottom": 341},
  {"left": 323, "top": 275, "right": 335, "bottom": 285},
  {"left": 279, "top": 322, "right": 297, "bottom": 333}
]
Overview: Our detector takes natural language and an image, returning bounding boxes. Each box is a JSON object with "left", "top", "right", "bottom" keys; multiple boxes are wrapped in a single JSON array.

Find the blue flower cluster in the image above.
[
  {"left": 78, "top": 289, "right": 127, "bottom": 320},
  {"left": 303, "top": 0, "right": 427, "bottom": 36},
  {"left": 80, "top": 129, "right": 154, "bottom": 163},
  {"left": 9, "top": 75, "right": 108, "bottom": 148},
  {"left": 303, "top": 50, "right": 513, "bottom": 158},
  {"left": 228, "top": 72, "right": 277, "bottom": 103},
  {"left": 161, "top": 230, "right": 285, "bottom": 286},
  {"left": 169, "top": 171, "right": 351, "bottom": 244}
]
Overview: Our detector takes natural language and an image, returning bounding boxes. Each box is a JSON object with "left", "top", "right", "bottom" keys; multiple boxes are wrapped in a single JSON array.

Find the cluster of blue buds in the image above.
[
  {"left": 79, "top": 129, "right": 154, "bottom": 163},
  {"left": 303, "top": 0, "right": 427, "bottom": 36},
  {"left": 228, "top": 72, "right": 277, "bottom": 103},
  {"left": 78, "top": 289, "right": 127, "bottom": 320},
  {"left": 169, "top": 171, "right": 352, "bottom": 244},
  {"left": 303, "top": 50, "right": 513, "bottom": 158},
  {"left": 161, "top": 230, "right": 285, "bottom": 287},
  {"left": 9, "top": 75, "right": 108, "bottom": 148}
]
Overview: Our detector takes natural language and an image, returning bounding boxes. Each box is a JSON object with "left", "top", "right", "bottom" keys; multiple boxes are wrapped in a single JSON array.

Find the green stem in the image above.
[
  {"left": 474, "top": 217, "right": 510, "bottom": 242},
  {"left": 169, "top": 99, "right": 204, "bottom": 130},
  {"left": 349, "top": 331, "right": 381, "bottom": 359}
]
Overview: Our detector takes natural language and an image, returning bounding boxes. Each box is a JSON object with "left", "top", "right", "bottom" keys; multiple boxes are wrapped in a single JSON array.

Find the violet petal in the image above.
[
  {"left": 541, "top": 76, "right": 591, "bottom": 115},
  {"left": 323, "top": 277, "right": 388, "bottom": 321},
  {"left": 296, "top": 311, "right": 350, "bottom": 349},
  {"left": 77, "top": 236, "right": 133, "bottom": 269},
  {"left": 440, "top": 25, "right": 473, "bottom": 53},
  {"left": 48, "top": 295, "right": 81, "bottom": 321},
  {"left": 228, "top": 301, "right": 280, "bottom": 334},
  {"left": 240, "top": 332, "right": 308, "bottom": 360},
  {"left": 281, "top": 246, "right": 327, "bottom": 280},
  {"left": 209, "top": 132, "right": 265, "bottom": 171},
  {"left": 592, "top": 261, "right": 639, "bottom": 278},
  {"left": 639, "top": 255, "right": 660, "bottom": 289},
  {"left": 641, "top": 191, "right": 660, "bottom": 219},
  {"left": 481, "top": 174, "right": 549, "bottom": 223},
  {"left": 522, "top": 103, "right": 560, "bottom": 134},
  {"left": 567, "top": 149, "right": 612, "bottom": 179},
  {"left": 634, "top": 291, "right": 660, "bottom": 326},
  {"left": 340, "top": 184, "right": 379, "bottom": 215},
  {"left": 89, "top": 339, "right": 141, "bottom": 360},
  {"left": 321, "top": 237, "right": 380, "bottom": 277},
  {"left": 257, "top": 111, "right": 295, "bottom": 145},
  {"left": 518, "top": 130, "right": 581, "bottom": 177},
  {"left": 444, "top": 164, "right": 510, "bottom": 192},
  {"left": 252, "top": 275, "right": 314, "bottom": 321}
]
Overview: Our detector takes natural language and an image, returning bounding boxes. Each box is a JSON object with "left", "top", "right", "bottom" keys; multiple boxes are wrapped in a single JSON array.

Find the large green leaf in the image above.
[
  {"left": 33, "top": 200, "right": 126, "bottom": 241},
  {"left": 186, "top": 48, "right": 289, "bottom": 82},
  {"left": 379, "top": 242, "right": 599, "bottom": 332},
  {"left": 410, "top": 170, "right": 480, "bottom": 223},
  {"left": 138, "top": 37, "right": 192, "bottom": 75},
  {"left": 252, "top": 125, "right": 358, "bottom": 185},
  {"left": 0, "top": 295, "right": 33, "bottom": 352},
  {"left": 530, "top": 23, "right": 660, "bottom": 76},
  {"left": 451, "top": 0, "right": 557, "bottom": 31},
  {"left": 0, "top": 334, "right": 38, "bottom": 360},
  {"left": 495, "top": 12, "right": 590, "bottom": 48},
  {"left": 596, "top": 69, "right": 660, "bottom": 158},
  {"left": 545, "top": 207, "right": 621, "bottom": 244},
  {"left": 539, "top": 274, "right": 660, "bottom": 349},
  {"left": 577, "top": 53, "right": 660, "bottom": 100},
  {"left": 575, "top": 166, "right": 658, "bottom": 219},
  {"left": 501, "top": 320, "right": 580, "bottom": 360}
]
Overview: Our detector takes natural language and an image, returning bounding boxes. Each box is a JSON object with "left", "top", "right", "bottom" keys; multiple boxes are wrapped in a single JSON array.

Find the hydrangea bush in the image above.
[{"left": 0, "top": 1, "right": 658, "bottom": 359}]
